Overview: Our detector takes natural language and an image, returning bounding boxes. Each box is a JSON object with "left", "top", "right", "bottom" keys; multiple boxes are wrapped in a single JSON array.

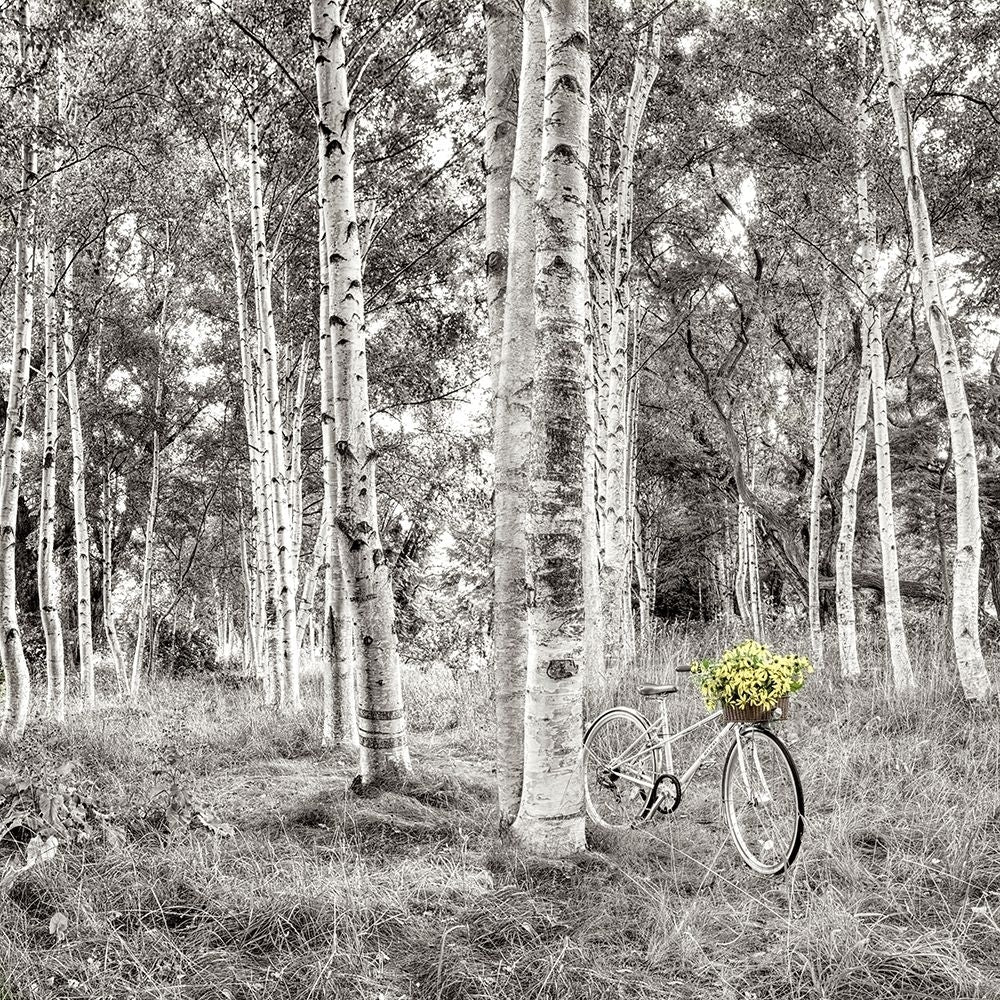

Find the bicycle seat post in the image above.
[{"left": 656, "top": 694, "right": 675, "bottom": 776}]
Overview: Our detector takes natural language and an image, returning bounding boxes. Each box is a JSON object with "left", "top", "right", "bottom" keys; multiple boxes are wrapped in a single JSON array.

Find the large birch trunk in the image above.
[
  {"left": 316, "top": 208, "right": 356, "bottom": 747},
  {"left": 247, "top": 115, "right": 302, "bottom": 711},
  {"left": 0, "top": 0, "right": 39, "bottom": 743},
  {"left": 313, "top": 0, "right": 410, "bottom": 780},
  {"left": 39, "top": 245, "right": 65, "bottom": 720},
  {"left": 874, "top": 0, "right": 990, "bottom": 700},
  {"left": 509, "top": 0, "right": 590, "bottom": 857},
  {"left": 807, "top": 293, "right": 830, "bottom": 668},
  {"left": 491, "top": 0, "right": 545, "bottom": 826}
]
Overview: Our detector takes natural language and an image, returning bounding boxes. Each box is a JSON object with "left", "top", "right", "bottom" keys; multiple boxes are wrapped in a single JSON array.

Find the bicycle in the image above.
[{"left": 583, "top": 665, "right": 805, "bottom": 876}]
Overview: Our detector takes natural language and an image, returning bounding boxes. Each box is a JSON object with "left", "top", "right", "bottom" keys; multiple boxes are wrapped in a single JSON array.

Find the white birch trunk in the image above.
[
  {"left": 835, "top": 331, "right": 870, "bottom": 680},
  {"left": 315, "top": 205, "right": 356, "bottom": 747},
  {"left": 129, "top": 363, "right": 161, "bottom": 700},
  {"left": 313, "top": 0, "right": 410, "bottom": 779},
  {"left": 600, "top": 21, "right": 661, "bottom": 681},
  {"left": 509, "top": 0, "right": 590, "bottom": 857},
  {"left": 63, "top": 250, "right": 95, "bottom": 708},
  {"left": 101, "top": 476, "right": 128, "bottom": 695},
  {"left": 485, "top": 0, "right": 521, "bottom": 399},
  {"left": 221, "top": 122, "right": 279, "bottom": 705},
  {"left": 808, "top": 293, "right": 830, "bottom": 668},
  {"left": 0, "top": 0, "right": 38, "bottom": 743},
  {"left": 874, "top": 0, "right": 990, "bottom": 700},
  {"left": 39, "top": 245, "right": 65, "bottom": 720},
  {"left": 491, "top": 0, "right": 545, "bottom": 825},
  {"left": 247, "top": 114, "right": 302, "bottom": 711}
]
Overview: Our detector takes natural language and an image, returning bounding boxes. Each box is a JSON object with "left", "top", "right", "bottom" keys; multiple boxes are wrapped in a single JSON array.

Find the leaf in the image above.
[
  {"left": 49, "top": 911, "right": 68, "bottom": 941},
  {"left": 26, "top": 835, "right": 59, "bottom": 867}
]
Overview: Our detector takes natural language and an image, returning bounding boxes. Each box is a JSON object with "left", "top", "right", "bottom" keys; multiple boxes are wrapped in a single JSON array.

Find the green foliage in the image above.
[{"left": 691, "top": 638, "right": 811, "bottom": 710}]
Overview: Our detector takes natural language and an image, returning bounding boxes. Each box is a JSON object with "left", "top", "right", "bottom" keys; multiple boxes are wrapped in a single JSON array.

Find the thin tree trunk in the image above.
[
  {"left": 600, "top": 19, "right": 661, "bottom": 681},
  {"left": 130, "top": 362, "right": 162, "bottom": 700},
  {"left": 808, "top": 292, "right": 830, "bottom": 668},
  {"left": 221, "top": 121, "right": 278, "bottom": 705},
  {"left": 485, "top": 0, "right": 521, "bottom": 400},
  {"left": 313, "top": 0, "right": 410, "bottom": 780},
  {"left": 874, "top": 0, "right": 990, "bottom": 700},
  {"left": 39, "top": 244, "right": 65, "bottom": 721},
  {"left": 857, "top": 14, "right": 914, "bottom": 691},
  {"left": 101, "top": 476, "right": 128, "bottom": 695},
  {"left": 509, "top": 0, "right": 590, "bottom": 857},
  {"left": 0, "top": 0, "right": 39, "bottom": 743},
  {"left": 491, "top": 0, "right": 545, "bottom": 826},
  {"left": 57, "top": 56, "right": 95, "bottom": 710},
  {"left": 835, "top": 331, "right": 871, "bottom": 679},
  {"left": 247, "top": 113, "right": 302, "bottom": 711}
]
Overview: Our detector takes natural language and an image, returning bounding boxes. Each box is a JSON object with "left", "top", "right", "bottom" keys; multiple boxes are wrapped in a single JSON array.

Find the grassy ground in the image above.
[{"left": 2, "top": 618, "right": 1000, "bottom": 999}]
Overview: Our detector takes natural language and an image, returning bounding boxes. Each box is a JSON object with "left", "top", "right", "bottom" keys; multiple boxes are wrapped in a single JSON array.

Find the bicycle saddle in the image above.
[{"left": 638, "top": 683, "right": 678, "bottom": 697}]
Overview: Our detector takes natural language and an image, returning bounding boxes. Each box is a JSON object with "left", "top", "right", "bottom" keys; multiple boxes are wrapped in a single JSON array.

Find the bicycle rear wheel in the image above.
[
  {"left": 584, "top": 708, "right": 658, "bottom": 832},
  {"left": 722, "top": 726, "right": 804, "bottom": 875}
]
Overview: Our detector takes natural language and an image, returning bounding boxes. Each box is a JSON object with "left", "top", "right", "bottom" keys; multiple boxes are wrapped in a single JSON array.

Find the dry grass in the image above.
[{"left": 1, "top": 621, "right": 999, "bottom": 998}]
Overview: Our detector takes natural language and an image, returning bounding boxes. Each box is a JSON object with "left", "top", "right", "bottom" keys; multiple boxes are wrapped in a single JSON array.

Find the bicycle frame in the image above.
[{"left": 596, "top": 702, "right": 761, "bottom": 816}]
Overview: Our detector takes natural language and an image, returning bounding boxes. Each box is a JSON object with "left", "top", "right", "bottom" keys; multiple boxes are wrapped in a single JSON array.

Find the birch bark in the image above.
[
  {"left": 510, "top": 0, "right": 590, "bottom": 857},
  {"left": 485, "top": 0, "right": 522, "bottom": 399},
  {"left": 316, "top": 207, "right": 355, "bottom": 747},
  {"left": 874, "top": 0, "right": 990, "bottom": 700},
  {"left": 835, "top": 331, "right": 870, "bottom": 679},
  {"left": 39, "top": 245, "right": 65, "bottom": 720},
  {"left": 859, "top": 13, "right": 914, "bottom": 691},
  {"left": 247, "top": 114, "right": 302, "bottom": 711},
  {"left": 313, "top": 0, "right": 410, "bottom": 779},
  {"left": 0, "top": 0, "right": 39, "bottom": 743},
  {"left": 601, "top": 22, "right": 660, "bottom": 681},
  {"left": 221, "top": 122, "right": 278, "bottom": 705},
  {"left": 807, "top": 293, "right": 830, "bottom": 668},
  {"left": 492, "top": 0, "right": 545, "bottom": 825},
  {"left": 57, "top": 59, "right": 95, "bottom": 710}
]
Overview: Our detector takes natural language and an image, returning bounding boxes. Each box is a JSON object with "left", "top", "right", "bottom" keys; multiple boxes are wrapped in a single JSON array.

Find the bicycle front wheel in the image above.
[
  {"left": 584, "top": 707, "right": 658, "bottom": 832},
  {"left": 722, "top": 726, "right": 804, "bottom": 875}
]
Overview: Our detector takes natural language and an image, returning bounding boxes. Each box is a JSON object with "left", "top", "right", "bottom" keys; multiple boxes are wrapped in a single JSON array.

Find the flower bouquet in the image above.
[{"left": 691, "top": 639, "right": 811, "bottom": 723}]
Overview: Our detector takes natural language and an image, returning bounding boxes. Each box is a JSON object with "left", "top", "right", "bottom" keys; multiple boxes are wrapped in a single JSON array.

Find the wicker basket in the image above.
[{"left": 721, "top": 696, "right": 791, "bottom": 724}]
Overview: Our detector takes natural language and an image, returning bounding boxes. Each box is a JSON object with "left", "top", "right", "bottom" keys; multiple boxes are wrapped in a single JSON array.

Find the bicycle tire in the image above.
[
  {"left": 583, "top": 707, "right": 659, "bottom": 832},
  {"left": 721, "top": 725, "right": 804, "bottom": 875}
]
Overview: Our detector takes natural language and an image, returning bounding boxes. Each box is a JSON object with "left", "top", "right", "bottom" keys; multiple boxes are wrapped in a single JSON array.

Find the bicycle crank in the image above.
[{"left": 646, "top": 772, "right": 682, "bottom": 815}]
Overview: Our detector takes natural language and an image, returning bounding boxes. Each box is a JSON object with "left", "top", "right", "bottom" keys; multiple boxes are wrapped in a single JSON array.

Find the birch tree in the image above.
[
  {"left": 491, "top": 0, "right": 544, "bottom": 826},
  {"left": 807, "top": 292, "right": 829, "bottom": 668},
  {"left": 855, "top": 15, "right": 914, "bottom": 692},
  {"left": 57, "top": 58, "right": 96, "bottom": 710},
  {"left": 247, "top": 114, "right": 302, "bottom": 711},
  {"left": 313, "top": 0, "right": 411, "bottom": 780},
  {"left": 835, "top": 327, "right": 870, "bottom": 680},
  {"left": 597, "top": 19, "right": 661, "bottom": 681},
  {"left": 39, "top": 245, "right": 65, "bottom": 721},
  {"left": 1, "top": 0, "right": 39, "bottom": 743},
  {"left": 874, "top": 0, "right": 991, "bottom": 701},
  {"left": 509, "top": 0, "right": 590, "bottom": 856}
]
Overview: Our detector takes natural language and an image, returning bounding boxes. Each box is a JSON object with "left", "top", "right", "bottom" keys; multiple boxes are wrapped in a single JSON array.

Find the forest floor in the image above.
[{"left": 3, "top": 620, "right": 1000, "bottom": 999}]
